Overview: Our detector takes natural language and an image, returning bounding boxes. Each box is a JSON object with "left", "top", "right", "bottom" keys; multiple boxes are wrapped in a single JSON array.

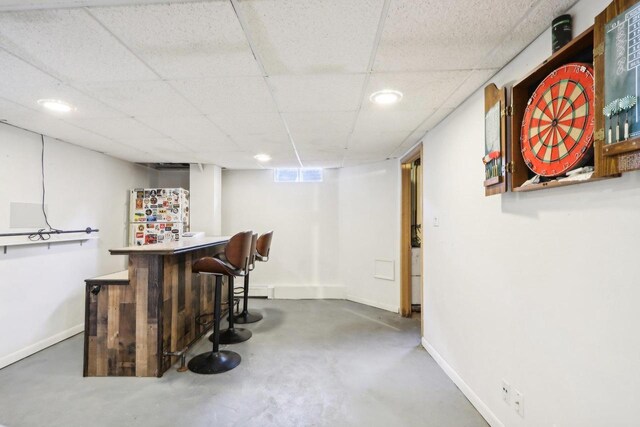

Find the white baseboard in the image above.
[
  {"left": 346, "top": 294, "right": 398, "bottom": 313},
  {"left": 421, "top": 337, "right": 503, "bottom": 427},
  {"left": 248, "top": 285, "right": 274, "bottom": 298},
  {"left": 0, "top": 323, "right": 84, "bottom": 369},
  {"left": 272, "top": 285, "right": 346, "bottom": 299}
]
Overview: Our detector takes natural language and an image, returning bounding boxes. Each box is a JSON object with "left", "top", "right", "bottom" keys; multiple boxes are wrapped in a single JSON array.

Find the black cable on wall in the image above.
[{"left": 0, "top": 133, "right": 98, "bottom": 242}]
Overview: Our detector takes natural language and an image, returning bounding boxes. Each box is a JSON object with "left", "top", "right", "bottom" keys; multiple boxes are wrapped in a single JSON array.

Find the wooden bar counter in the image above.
[{"left": 84, "top": 237, "right": 229, "bottom": 377}]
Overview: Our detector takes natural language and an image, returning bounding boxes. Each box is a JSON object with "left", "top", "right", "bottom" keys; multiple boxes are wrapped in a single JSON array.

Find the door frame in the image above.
[{"left": 400, "top": 144, "right": 423, "bottom": 319}]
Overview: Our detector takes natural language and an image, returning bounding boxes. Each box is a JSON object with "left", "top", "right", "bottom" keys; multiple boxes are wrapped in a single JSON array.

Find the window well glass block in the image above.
[
  {"left": 274, "top": 168, "right": 299, "bottom": 182},
  {"left": 300, "top": 168, "right": 323, "bottom": 182}
]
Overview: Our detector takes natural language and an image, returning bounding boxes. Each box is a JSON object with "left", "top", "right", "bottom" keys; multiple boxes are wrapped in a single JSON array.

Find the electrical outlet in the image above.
[
  {"left": 513, "top": 389, "right": 524, "bottom": 417},
  {"left": 433, "top": 217, "right": 439, "bottom": 227},
  {"left": 501, "top": 380, "right": 510, "bottom": 404}
]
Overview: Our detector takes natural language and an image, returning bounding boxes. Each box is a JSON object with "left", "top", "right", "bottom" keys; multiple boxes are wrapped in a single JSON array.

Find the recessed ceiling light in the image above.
[
  {"left": 254, "top": 153, "right": 271, "bottom": 162},
  {"left": 369, "top": 90, "right": 403, "bottom": 105},
  {"left": 37, "top": 99, "right": 76, "bottom": 113}
]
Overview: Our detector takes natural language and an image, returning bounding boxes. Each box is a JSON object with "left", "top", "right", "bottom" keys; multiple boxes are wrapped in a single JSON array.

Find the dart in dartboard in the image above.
[{"left": 520, "top": 62, "right": 595, "bottom": 177}]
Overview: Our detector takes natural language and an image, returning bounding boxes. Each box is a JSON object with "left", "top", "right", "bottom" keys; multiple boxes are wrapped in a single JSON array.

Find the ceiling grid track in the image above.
[
  {"left": 229, "top": 0, "right": 304, "bottom": 169},
  {"left": 340, "top": 0, "right": 391, "bottom": 168}
]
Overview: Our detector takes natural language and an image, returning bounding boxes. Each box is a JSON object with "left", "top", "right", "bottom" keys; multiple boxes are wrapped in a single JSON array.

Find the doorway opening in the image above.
[{"left": 400, "top": 144, "right": 423, "bottom": 323}]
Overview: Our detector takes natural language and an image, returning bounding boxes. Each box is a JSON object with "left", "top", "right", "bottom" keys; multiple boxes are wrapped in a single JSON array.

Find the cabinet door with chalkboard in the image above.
[
  {"left": 483, "top": 84, "right": 508, "bottom": 196},
  {"left": 596, "top": 0, "right": 640, "bottom": 173}
]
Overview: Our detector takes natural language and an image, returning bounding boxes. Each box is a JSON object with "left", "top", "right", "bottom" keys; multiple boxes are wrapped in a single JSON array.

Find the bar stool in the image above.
[
  {"left": 212, "top": 238, "right": 253, "bottom": 344},
  {"left": 187, "top": 230, "right": 252, "bottom": 375},
  {"left": 233, "top": 231, "right": 273, "bottom": 324},
  {"left": 231, "top": 232, "right": 260, "bottom": 324},
  {"left": 255, "top": 231, "right": 273, "bottom": 263}
]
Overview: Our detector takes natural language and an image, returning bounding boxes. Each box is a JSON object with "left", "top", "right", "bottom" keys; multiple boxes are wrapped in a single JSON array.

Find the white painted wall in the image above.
[
  {"left": 221, "top": 169, "right": 343, "bottom": 298},
  {"left": 221, "top": 162, "right": 401, "bottom": 307},
  {"left": 338, "top": 160, "right": 400, "bottom": 312},
  {"left": 420, "top": 0, "right": 640, "bottom": 425},
  {"left": 0, "top": 123, "right": 154, "bottom": 368},
  {"left": 189, "top": 164, "right": 221, "bottom": 236}
]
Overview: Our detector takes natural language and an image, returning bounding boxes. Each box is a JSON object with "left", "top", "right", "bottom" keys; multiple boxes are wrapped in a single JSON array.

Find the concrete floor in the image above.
[{"left": 0, "top": 300, "right": 487, "bottom": 427}]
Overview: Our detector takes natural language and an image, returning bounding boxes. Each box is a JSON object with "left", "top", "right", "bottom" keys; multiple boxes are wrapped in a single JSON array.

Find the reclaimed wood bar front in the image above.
[{"left": 83, "top": 237, "right": 230, "bottom": 377}]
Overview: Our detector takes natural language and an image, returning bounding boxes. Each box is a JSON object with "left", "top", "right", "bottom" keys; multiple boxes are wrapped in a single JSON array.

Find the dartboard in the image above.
[{"left": 521, "top": 63, "right": 595, "bottom": 177}]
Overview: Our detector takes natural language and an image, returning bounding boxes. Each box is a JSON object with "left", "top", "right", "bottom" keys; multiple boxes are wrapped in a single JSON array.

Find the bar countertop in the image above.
[{"left": 109, "top": 236, "right": 230, "bottom": 255}]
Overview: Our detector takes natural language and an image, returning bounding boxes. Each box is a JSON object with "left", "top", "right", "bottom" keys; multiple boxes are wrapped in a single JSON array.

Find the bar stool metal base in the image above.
[
  {"left": 187, "top": 350, "right": 241, "bottom": 374},
  {"left": 232, "top": 310, "right": 263, "bottom": 324},
  {"left": 212, "top": 327, "right": 252, "bottom": 344}
]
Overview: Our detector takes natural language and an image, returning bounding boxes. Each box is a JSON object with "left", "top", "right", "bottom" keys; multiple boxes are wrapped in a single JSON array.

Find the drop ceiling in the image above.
[{"left": 0, "top": 0, "right": 577, "bottom": 169}]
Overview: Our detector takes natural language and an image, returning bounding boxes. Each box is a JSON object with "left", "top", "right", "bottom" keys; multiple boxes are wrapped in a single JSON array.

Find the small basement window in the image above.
[{"left": 274, "top": 168, "right": 323, "bottom": 183}]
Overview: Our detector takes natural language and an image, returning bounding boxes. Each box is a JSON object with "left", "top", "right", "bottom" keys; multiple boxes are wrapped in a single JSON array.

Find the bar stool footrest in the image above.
[{"left": 195, "top": 312, "right": 215, "bottom": 327}]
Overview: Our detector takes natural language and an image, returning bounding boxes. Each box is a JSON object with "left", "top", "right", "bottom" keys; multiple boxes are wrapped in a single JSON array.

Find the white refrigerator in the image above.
[{"left": 129, "top": 188, "right": 190, "bottom": 246}]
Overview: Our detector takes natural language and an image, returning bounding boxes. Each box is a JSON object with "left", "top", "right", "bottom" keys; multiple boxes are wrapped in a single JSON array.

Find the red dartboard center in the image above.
[{"left": 520, "top": 62, "right": 595, "bottom": 177}]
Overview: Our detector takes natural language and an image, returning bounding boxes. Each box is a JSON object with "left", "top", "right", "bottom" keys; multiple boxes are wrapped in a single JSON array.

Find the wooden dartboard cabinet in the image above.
[{"left": 483, "top": 0, "right": 640, "bottom": 196}]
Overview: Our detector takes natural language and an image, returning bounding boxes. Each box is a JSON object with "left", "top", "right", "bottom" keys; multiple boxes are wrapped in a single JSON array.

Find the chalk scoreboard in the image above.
[{"left": 605, "top": 2, "right": 640, "bottom": 139}]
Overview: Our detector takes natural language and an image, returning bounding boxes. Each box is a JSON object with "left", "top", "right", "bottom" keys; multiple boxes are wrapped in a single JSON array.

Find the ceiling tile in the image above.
[
  {"left": 237, "top": 0, "right": 384, "bottom": 75},
  {"left": 443, "top": 69, "right": 497, "bottom": 109},
  {"left": 292, "top": 133, "right": 349, "bottom": 150},
  {"left": 0, "top": 50, "right": 124, "bottom": 118},
  {"left": 114, "top": 137, "right": 191, "bottom": 154},
  {"left": 269, "top": 74, "right": 366, "bottom": 112},
  {"left": 64, "top": 116, "right": 163, "bottom": 140},
  {"left": 480, "top": 0, "right": 577, "bottom": 69},
  {"left": 374, "top": 0, "right": 534, "bottom": 72},
  {"left": 196, "top": 151, "right": 261, "bottom": 169},
  {"left": 348, "top": 130, "right": 411, "bottom": 153},
  {"left": 353, "top": 110, "right": 433, "bottom": 134},
  {"left": 265, "top": 152, "right": 301, "bottom": 168},
  {"left": 342, "top": 151, "right": 390, "bottom": 167},
  {"left": 282, "top": 111, "right": 357, "bottom": 135},
  {"left": 230, "top": 133, "right": 293, "bottom": 155},
  {"left": 76, "top": 80, "right": 200, "bottom": 116},
  {"left": 208, "top": 112, "right": 287, "bottom": 137},
  {"left": 364, "top": 70, "right": 472, "bottom": 111},
  {"left": 174, "top": 137, "right": 240, "bottom": 153},
  {"left": 171, "top": 76, "right": 277, "bottom": 114},
  {"left": 89, "top": 2, "right": 262, "bottom": 79},
  {"left": 0, "top": 8, "right": 155, "bottom": 82},
  {"left": 0, "top": 1, "right": 199, "bottom": 12},
  {"left": 0, "top": 97, "right": 126, "bottom": 152},
  {"left": 418, "top": 108, "right": 455, "bottom": 132},
  {"left": 104, "top": 145, "right": 172, "bottom": 163},
  {"left": 136, "top": 115, "right": 228, "bottom": 140},
  {"left": 303, "top": 159, "right": 343, "bottom": 168},
  {"left": 297, "top": 146, "right": 345, "bottom": 164}
]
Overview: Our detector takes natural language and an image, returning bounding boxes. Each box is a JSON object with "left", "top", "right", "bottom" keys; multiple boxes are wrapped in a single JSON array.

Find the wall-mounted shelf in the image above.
[{"left": 0, "top": 233, "right": 99, "bottom": 254}]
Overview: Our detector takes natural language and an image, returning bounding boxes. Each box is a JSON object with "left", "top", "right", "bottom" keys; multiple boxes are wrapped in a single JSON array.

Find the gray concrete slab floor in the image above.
[{"left": 0, "top": 299, "right": 488, "bottom": 427}]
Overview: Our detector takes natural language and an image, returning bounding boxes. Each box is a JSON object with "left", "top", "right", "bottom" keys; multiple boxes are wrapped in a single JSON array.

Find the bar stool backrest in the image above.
[
  {"left": 248, "top": 232, "right": 258, "bottom": 271},
  {"left": 225, "top": 230, "right": 253, "bottom": 273},
  {"left": 256, "top": 231, "right": 273, "bottom": 261}
]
